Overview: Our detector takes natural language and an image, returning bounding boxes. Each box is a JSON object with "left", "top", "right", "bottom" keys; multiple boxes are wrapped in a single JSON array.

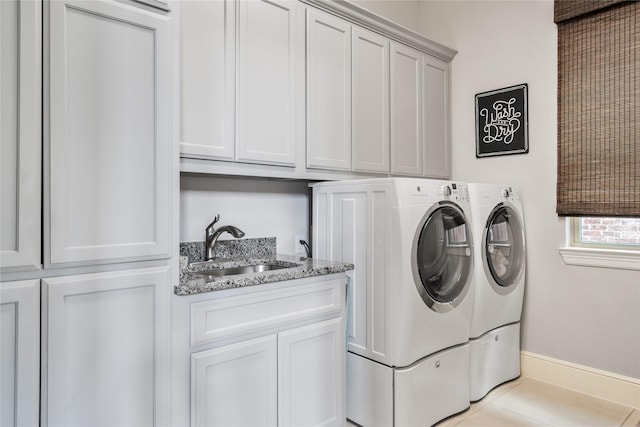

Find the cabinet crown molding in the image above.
[{"left": 300, "top": 0, "right": 457, "bottom": 61}]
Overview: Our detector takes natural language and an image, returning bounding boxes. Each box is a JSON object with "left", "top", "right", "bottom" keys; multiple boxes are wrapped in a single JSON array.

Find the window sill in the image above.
[{"left": 558, "top": 247, "right": 640, "bottom": 271}]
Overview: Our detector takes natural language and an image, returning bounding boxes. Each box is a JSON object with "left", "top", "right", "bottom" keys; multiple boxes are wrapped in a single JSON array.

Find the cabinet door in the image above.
[
  {"left": 306, "top": 9, "right": 351, "bottom": 171},
  {"left": 422, "top": 54, "right": 451, "bottom": 178},
  {"left": 191, "top": 335, "right": 278, "bottom": 427},
  {"left": 43, "top": 267, "right": 171, "bottom": 426},
  {"left": 352, "top": 26, "right": 389, "bottom": 174},
  {"left": 48, "top": 0, "right": 171, "bottom": 265},
  {"left": 0, "top": 0, "right": 41, "bottom": 269},
  {"left": 278, "top": 318, "right": 345, "bottom": 427},
  {"left": 236, "top": 0, "right": 297, "bottom": 166},
  {"left": 390, "top": 42, "right": 422, "bottom": 176},
  {"left": 180, "top": 0, "right": 235, "bottom": 160},
  {"left": 0, "top": 280, "right": 39, "bottom": 427}
]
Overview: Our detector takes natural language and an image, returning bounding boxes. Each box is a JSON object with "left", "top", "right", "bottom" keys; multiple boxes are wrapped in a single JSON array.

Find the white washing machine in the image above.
[
  {"left": 468, "top": 183, "right": 526, "bottom": 401},
  {"left": 313, "top": 178, "right": 474, "bottom": 426}
]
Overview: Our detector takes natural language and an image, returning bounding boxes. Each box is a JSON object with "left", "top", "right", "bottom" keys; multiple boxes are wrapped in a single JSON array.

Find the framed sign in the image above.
[{"left": 475, "top": 84, "right": 528, "bottom": 157}]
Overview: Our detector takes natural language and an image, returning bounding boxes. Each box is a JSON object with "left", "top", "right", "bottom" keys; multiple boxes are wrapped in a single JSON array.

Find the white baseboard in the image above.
[{"left": 521, "top": 351, "right": 640, "bottom": 410}]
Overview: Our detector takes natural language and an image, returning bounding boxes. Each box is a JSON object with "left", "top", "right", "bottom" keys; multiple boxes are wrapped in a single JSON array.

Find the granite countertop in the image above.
[{"left": 175, "top": 254, "right": 354, "bottom": 296}]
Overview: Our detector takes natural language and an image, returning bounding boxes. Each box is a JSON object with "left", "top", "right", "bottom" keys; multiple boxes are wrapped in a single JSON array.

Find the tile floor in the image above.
[{"left": 347, "top": 377, "right": 639, "bottom": 427}]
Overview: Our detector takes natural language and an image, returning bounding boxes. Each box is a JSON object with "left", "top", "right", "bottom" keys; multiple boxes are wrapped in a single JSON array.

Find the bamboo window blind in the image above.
[{"left": 555, "top": 0, "right": 639, "bottom": 217}]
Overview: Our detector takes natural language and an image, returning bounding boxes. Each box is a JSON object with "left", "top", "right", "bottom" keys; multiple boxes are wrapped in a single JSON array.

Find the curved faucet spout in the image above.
[{"left": 205, "top": 217, "right": 245, "bottom": 261}]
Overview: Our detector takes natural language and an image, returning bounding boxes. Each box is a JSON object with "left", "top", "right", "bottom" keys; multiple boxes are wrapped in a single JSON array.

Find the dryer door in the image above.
[
  {"left": 413, "top": 202, "right": 473, "bottom": 313},
  {"left": 483, "top": 203, "right": 525, "bottom": 293}
]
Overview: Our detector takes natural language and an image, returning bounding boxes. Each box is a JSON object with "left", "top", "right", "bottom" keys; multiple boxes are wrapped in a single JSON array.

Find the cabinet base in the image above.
[
  {"left": 469, "top": 323, "right": 521, "bottom": 402},
  {"left": 347, "top": 344, "right": 470, "bottom": 426}
]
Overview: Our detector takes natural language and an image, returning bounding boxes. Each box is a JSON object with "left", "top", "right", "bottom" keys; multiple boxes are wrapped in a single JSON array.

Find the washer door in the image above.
[
  {"left": 413, "top": 202, "right": 473, "bottom": 313},
  {"left": 483, "top": 203, "right": 525, "bottom": 293}
]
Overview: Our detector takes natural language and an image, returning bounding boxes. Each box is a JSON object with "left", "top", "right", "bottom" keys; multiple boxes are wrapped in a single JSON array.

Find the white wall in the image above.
[
  {"left": 413, "top": 0, "right": 640, "bottom": 379},
  {"left": 180, "top": 175, "right": 310, "bottom": 255},
  {"left": 350, "top": 0, "right": 421, "bottom": 33}
]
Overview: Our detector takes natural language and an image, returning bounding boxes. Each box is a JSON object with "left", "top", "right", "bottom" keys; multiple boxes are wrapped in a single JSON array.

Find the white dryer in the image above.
[
  {"left": 467, "top": 183, "right": 526, "bottom": 401},
  {"left": 313, "top": 178, "right": 474, "bottom": 427}
]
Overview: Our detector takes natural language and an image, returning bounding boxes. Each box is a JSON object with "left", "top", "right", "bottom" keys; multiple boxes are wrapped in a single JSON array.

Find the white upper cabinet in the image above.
[
  {"left": 351, "top": 26, "right": 390, "bottom": 174},
  {"left": 48, "top": 0, "right": 171, "bottom": 266},
  {"left": 306, "top": 8, "right": 352, "bottom": 171},
  {"left": 178, "top": 0, "right": 455, "bottom": 180},
  {"left": 422, "top": 54, "right": 451, "bottom": 178},
  {"left": 180, "top": 0, "right": 235, "bottom": 160},
  {"left": 236, "top": 0, "right": 298, "bottom": 166},
  {"left": 0, "top": 0, "right": 41, "bottom": 270},
  {"left": 390, "top": 42, "right": 423, "bottom": 176}
]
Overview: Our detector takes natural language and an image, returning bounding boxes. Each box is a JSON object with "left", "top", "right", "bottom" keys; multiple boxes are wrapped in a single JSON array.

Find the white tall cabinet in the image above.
[
  {"left": 1, "top": 0, "right": 174, "bottom": 425},
  {"left": 41, "top": 1, "right": 174, "bottom": 425},
  {"left": 0, "top": 0, "right": 41, "bottom": 270}
]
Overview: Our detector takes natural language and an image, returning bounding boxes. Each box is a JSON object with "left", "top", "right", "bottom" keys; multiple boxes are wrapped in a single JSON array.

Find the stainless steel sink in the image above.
[{"left": 191, "top": 262, "right": 298, "bottom": 279}]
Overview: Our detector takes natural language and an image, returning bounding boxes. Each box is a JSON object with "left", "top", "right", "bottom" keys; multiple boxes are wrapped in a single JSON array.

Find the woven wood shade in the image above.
[
  {"left": 556, "top": 1, "right": 640, "bottom": 217},
  {"left": 554, "top": 0, "right": 626, "bottom": 23}
]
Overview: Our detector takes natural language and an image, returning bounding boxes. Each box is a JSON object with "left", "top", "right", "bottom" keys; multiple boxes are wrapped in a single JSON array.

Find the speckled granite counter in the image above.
[{"left": 176, "top": 254, "right": 354, "bottom": 296}]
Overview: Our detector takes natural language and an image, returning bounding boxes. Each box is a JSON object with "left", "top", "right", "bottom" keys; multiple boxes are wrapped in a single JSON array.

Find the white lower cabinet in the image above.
[
  {"left": 0, "top": 280, "right": 40, "bottom": 426},
  {"left": 192, "top": 335, "right": 278, "bottom": 426},
  {"left": 187, "top": 275, "right": 346, "bottom": 427},
  {"left": 278, "top": 318, "right": 345, "bottom": 427},
  {"left": 42, "top": 267, "right": 171, "bottom": 427}
]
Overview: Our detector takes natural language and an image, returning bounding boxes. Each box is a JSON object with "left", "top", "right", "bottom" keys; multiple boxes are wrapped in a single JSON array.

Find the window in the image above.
[
  {"left": 571, "top": 217, "right": 640, "bottom": 250},
  {"left": 555, "top": 1, "right": 639, "bottom": 270}
]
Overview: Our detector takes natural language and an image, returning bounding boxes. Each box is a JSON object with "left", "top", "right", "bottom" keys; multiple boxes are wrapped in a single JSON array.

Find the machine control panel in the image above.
[
  {"left": 410, "top": 182, "right": 470, "bottom": 202},
  {"left": 501, "top": 186, "right": 521, "bottom": 202},
  {"left": 448, "top": 183, "right": 470, "bottom": 202}
]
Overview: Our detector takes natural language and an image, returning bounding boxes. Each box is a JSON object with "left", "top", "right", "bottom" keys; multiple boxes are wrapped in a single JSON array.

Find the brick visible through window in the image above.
[{"left": 579, "top": 218, "right": 640, "bottom": 246}]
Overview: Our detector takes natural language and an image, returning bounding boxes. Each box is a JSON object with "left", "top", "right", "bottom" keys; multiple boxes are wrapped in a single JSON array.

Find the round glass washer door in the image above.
[
  {"left": 482, "top": 203, "right": 525, "bottom": 293},
  {"left": 412, "top": 202, "right": 473, "bottom": 313}
]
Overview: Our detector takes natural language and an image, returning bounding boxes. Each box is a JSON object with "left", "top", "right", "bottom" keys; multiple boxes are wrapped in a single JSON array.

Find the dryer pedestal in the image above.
[
  {"left": 347, "top": 344, "right": 470, "bottom": 427},
  {"left": 469, "top": 323, "right": 521, "bottom": 402}
]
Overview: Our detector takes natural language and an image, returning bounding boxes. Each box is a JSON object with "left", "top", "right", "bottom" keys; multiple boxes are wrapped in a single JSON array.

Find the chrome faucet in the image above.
[{"left": 205, "top": 214, "right": 245, "bottom": 261}]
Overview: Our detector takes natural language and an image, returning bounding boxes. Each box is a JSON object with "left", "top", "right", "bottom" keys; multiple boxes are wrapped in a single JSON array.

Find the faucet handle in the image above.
[{"left": 206, "top": 214, "right": 220, "bottom": 232}]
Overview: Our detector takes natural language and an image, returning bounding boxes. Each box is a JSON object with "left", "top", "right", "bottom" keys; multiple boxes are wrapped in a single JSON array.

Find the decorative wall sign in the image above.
[{"left": 475, "top": 84, "right": 529, "bottom": 157}]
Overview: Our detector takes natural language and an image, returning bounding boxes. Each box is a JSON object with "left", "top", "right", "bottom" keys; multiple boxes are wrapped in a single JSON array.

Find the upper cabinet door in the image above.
[
  {"left": 306, "top": 9, "right": 352, "bottom": 171},
  {"left": 236, "top": 0, "right": 297, "bottom": 167},
  {"left": 48, "top": 0, "right": 171, "bottom": 266},
  {"left": 180, "top": 0, "right": 235, "bottom": 161},
  {"left": 390, "top": 42, "right": 422, "bottom": 176},
  {"left": 422, "top": 55, "right": 451, "bottom": 179},
  {"left": 351, "top": 26, "right": 389, "bottom": 174},
  {"left": 0, "top": 0, "right": 41, "bottom": 270}
]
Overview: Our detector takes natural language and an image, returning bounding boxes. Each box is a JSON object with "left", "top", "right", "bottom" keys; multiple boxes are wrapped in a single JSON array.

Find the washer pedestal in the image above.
[
  {"left": 347, "top": 344, "right": 470, "bottom": 427},
  {"left": 469, "top": 323, "right": 521, "bottom": 402}
]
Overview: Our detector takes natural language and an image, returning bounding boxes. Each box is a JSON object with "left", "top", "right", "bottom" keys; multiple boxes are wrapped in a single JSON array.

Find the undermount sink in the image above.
[{"left": 191, "top": 262, "right": 299, "bottom": 279}]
